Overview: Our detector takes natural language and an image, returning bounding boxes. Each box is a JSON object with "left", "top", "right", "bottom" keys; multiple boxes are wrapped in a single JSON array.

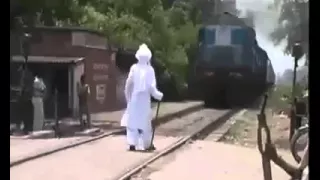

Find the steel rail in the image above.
[
  {"left": 113, "top": 108, "right": 242, "bottom": 180},
  {"left": 10, "top": 103, "right": 203, "bottom": 168}
]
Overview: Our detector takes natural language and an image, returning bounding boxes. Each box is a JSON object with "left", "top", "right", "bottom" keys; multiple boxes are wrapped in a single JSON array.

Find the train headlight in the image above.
[
  {"left": 229, "top": 72, "right": 243, "bottom": 78},
  {"left": 204, "top": 71, "right": 215, "bottom": 77}
]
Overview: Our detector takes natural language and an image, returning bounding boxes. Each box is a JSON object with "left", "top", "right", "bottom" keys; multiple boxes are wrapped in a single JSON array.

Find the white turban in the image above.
[
  {"left": 135, "top": 44, "right": 152, "bottom": 65},
  {"left": 130, "top": 44, "right": 153, "bottom": 92}
]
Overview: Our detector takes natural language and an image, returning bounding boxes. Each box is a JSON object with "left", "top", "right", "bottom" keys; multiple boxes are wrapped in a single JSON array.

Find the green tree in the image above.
[
  {"left": 10, "top": 0, "right": 203, "bottom": 95},
  {"left": 270, "top": 0, "right": 309, "bottom": 64}
]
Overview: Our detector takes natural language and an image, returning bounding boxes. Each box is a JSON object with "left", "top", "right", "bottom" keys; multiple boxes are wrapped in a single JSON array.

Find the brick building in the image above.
[{"left": 10, "top": 26, "right": 125, "bottom": 120}]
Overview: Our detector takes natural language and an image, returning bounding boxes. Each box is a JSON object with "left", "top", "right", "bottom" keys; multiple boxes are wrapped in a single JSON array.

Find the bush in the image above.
[{"left": 268, "top": 84, "right": 305, "bottom": 112}]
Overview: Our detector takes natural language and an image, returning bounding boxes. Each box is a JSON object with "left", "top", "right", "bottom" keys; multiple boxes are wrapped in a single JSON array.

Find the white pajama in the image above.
[
  {"left": 126, "top": 127, "right": 139, "bottom": 146},
  {"left": 126, "top": 125, "right": 153, "bottom": 149},
  {"left": 32, "top": 97, "right": 44, "bottom": 131},
  {"left": 141, "top": 124, "right": 153, "bottom": 148}
]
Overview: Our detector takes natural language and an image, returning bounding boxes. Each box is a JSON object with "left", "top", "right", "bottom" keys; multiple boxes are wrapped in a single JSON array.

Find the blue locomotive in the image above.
[{"left": 188, "top": 12, "right": 275, "bottom": 107}]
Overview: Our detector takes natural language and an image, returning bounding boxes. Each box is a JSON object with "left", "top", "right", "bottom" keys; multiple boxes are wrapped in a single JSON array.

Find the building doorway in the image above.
[
  {"left": 52, "top": 65, "right": 70, "bottom": 118},
  {"left": 11, "top": 62, "right": 72, "bottom": 119}
]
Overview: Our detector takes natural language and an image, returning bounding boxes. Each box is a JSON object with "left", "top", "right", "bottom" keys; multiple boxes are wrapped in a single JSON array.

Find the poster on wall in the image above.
[{"left": 96, "top": 84, "right": 106, "bottom": 104}]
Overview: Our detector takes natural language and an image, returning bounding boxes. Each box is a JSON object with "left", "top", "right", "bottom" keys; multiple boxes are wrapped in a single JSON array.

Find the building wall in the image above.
[
  {"left": 82, "top": 46, "right": 121, "bottom": 113},
  {"left": 30, "top": 31, "right": 73, "bottom": 56},
  {"left": 11, "top": 28, "right": 108, "bottom": 58},
  {"left": 68, "top": 44, "right": 121, "bottom": 114},
  {"left": 10, "top": 27, "right": 123, "bottom": 116},
  {"left": 85, "top": 33, "right": 108, "bottom": 49}
]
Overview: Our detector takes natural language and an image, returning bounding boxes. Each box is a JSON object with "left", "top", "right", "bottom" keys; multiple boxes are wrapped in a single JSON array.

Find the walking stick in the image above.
[{"left": 149, "top": 101, "right": 161, "bottom": 150}]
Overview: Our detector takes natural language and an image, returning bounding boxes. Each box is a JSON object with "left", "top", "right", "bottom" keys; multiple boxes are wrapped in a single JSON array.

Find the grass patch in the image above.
[
  {"left": 221, "top": 110, "right": 292, "bottom": 150},
  {"left": 223, "top": 119, "right": 250, "bottom": 142},
  {"left": 221, "top": 113, "right": 258, "bottom": 147}
]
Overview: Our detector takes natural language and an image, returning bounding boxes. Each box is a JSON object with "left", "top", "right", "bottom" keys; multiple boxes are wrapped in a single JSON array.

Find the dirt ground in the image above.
[
  {"left": 221, "top": 109, "right": 291, "bottom": 150},
  {"left": 220, "top": 109, "right": 310, "bottom": 179},
  {"left": 130, "top": 109, "right": 298, "bottom": 180}
]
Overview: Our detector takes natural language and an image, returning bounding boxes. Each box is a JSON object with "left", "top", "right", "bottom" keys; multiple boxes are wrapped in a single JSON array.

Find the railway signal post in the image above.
[{"left": 289, "top": 42, "right": 303, "bottom": 139}]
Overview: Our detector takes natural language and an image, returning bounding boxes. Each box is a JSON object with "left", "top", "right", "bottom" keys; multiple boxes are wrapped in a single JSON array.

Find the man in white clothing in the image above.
[
  {"left": 121, "top": 43, "right": 163, "bottom": 151},
  {"left": 32, "top": 76, "right": 46, "bottom": 131}
]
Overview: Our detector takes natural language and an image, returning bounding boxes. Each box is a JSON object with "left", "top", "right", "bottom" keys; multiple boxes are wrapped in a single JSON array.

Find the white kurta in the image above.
[
  {"left": 121, "top": 44, "right": 163, "bottom": 149},
  {"left": 123, "top": 64, "right": 163, "bottom": 130}
]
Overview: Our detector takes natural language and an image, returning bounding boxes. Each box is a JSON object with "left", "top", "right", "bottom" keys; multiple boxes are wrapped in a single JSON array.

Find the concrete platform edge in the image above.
[{"left": 10, "top": 103, "right": 203, "bottom": 167}]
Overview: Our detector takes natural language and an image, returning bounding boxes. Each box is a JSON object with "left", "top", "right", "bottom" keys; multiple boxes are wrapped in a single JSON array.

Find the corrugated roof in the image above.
[
  {"left": 34, "top": 26, "right": 105, "bottom": 37},
  {"left": 11, "top": 56, "right": 84, "bottom": 63}
]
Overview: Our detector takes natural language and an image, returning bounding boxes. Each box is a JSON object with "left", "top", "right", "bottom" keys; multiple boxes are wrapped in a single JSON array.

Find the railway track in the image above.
[
  {"left": 10, "top": 105, "right": 250, "bottom": 180},
  {"left": 112, "top": 108, "right": 242, "bottom": 180},
  {"left": 10, "top": 103, "right": 203, "bottom": 168}
]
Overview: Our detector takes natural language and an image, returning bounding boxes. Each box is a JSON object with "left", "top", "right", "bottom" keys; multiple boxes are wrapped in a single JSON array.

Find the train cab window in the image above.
[
  {"left": 205, "top": 28, "right": 215, "bottom": 45},
  {"left": 198, "top": 27, "right": 216, "bottom": 45},
  {"left": 198, "top": 28, "right": 204, "bottom": 45},
  {"left": 231, "top": 28, "right": 246, "bottom": 45}
]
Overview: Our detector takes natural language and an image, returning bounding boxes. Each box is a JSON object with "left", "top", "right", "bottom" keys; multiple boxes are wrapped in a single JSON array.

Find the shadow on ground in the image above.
[{"left": 10, "top": 119, "right": 124, "bottom": 139}]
